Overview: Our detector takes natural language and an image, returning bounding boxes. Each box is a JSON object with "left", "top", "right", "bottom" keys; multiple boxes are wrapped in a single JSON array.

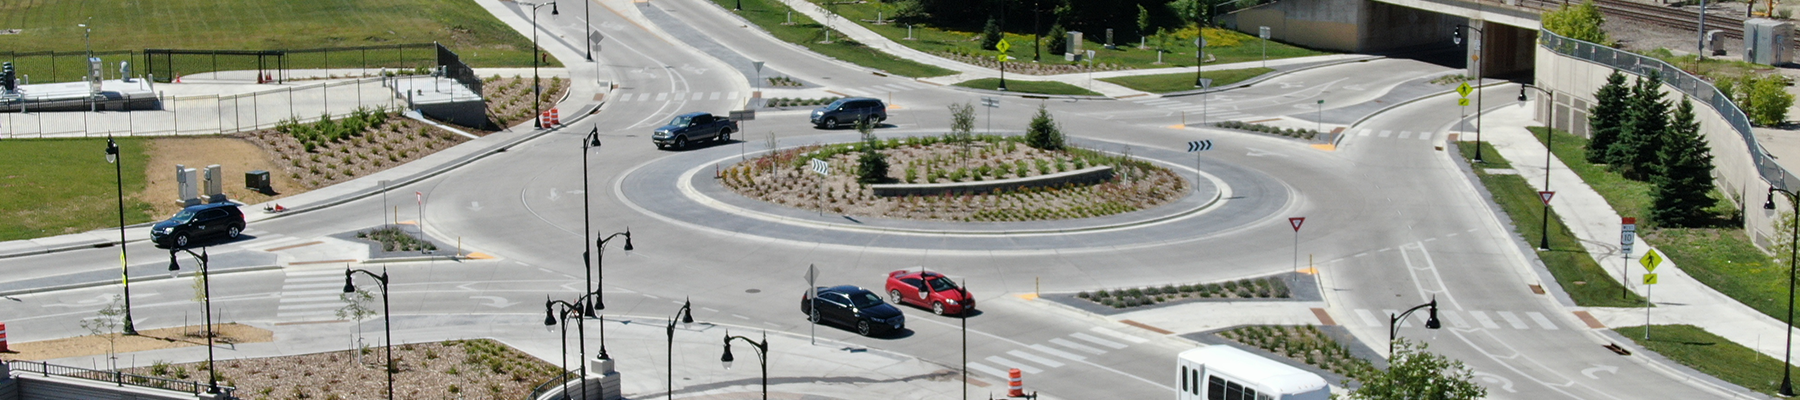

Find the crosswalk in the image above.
[
  {"left": 964, "top": 326, "right": 1151, "bottom": 380},
  {"left": 1349, "top": 308, "right": 1561, "bottom": 331},
  {"left": 1125, "top": 96, "right": 1257, "bottom": 122},
  {"left": 276, "top": 265, "right": 352, "bottom": 320},
  {"left": 831, "top": 81, "right": 934, "bottom": 97},
  {"left": 612, "top": 91, "right": 744, "bottom": 102},
  {"left": 1351, "top": 128, "right": 1437, "bottom": 142}
]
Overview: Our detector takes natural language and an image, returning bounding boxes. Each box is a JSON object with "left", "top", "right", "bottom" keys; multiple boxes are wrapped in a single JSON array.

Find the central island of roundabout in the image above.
[{"left": 616, "top": 130, "right": 1293, "bottom": 252}]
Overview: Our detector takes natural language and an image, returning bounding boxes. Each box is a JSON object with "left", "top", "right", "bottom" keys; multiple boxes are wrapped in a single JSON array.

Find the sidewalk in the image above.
[
  {"left": 1479, "top": 97, "right": 1800, "bottom": 363},
  {"left": 38, "top": 314, "right": 990, "bottom": 400}
]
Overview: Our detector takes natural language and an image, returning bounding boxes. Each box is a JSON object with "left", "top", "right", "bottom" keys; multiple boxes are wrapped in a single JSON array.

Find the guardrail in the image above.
[
  {"left": 1539, "top": 28, "right": 1800, "bottom": 191},
  {"left": 524, "top": 371, "right": 575, "bottom": 400},
  {"left": 7, "top": 359, "right": 235, "bottom": 397}
]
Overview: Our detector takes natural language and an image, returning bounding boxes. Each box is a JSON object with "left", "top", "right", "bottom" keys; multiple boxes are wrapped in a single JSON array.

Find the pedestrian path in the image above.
[
  {"left": 1343, "top": 308, "right": 1561, "bottom": 331},
  {"left": 830, "top": 81, "right": 935, "bottom": 97},
  {"left": 1349, "top": 128, "right": 1440, "bottom": 143},
  {"left": 274, "top": 265, "right": 351, "bottom": 320},
  {"left": 964, "top": 326, "right": 1149, "bottom": 380},
  {"left": 611, "top": 91, "right": 745, "bottom": 102}
]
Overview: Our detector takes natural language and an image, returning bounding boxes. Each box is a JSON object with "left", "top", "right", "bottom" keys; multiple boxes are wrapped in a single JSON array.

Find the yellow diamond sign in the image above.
[
  {"left": 1455, "top": 82, "right": 1473, "bottom": 98},
  {"left": 996, "top": 39, "right": 1011, "bottom": 53},
  {"left": 1640, "top": 249, "right": 1662, "bottom": 272}
]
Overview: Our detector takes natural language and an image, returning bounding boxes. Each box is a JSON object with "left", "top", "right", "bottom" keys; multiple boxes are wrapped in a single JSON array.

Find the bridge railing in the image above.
[
  {"left": 8, "top": 359, "right": 235, "bottom": 397},
  {"left": 1539, "top": 28, "right": 1800, "bottom": 192}
]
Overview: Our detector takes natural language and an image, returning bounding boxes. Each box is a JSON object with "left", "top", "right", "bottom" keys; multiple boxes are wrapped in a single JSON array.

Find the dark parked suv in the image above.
[
  {"left": 810, "top": 97, "right": 887, "bottom": 129},
  {"left": 801, "top": 285, "right": 905, "bottom": 336},
  {"left": 151, "top": 203, "right": 246, "bottom": 248}
]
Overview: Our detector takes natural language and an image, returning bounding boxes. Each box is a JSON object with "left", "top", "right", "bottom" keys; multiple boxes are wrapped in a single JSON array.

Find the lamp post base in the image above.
[{"left": 585, "top": 358, "right": 624, "bottom": 400}]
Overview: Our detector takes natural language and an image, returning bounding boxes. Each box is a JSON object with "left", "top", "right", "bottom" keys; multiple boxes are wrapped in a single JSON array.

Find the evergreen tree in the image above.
[
  {"left": 1586, "top": 70, "right": 1630, "bottom": 164},
  {"left": 1047, "top": 23, "right": 1069, "bottom": 55},
  {"left": 980, "top": 17, "right": 1003, "bottom": 51},
  {"left": 1650, "top": 97, "right": 1717, "bottom": 227},
  {"left": 1606, "top": 71, "right": 1669, "bottom": 180},
  {"left": 1025, "top": 104, "right": 1064, "bottom": 150},
  {"left": 856, "top": 119, "right": 890, "bottom": 184},
  {"left": 1341, "top": 339, "right": 1487, "bottom": 400}
]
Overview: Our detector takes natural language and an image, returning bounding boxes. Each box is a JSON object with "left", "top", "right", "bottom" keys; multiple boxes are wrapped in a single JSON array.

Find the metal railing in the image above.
[
  {"left": 8, "top": 360, "right": 235, "bottom": 397},
  {"left": 525, "top": 371, "right": 577, "bottom": 400},
  {"left": 1539, "top": 28, "right": 1800, "bottom": 192}
]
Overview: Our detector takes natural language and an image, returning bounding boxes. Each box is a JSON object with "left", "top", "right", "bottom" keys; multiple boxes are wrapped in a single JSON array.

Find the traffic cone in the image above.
[{"left": 175, "top": 75, "right": 182, "bottom": 83}]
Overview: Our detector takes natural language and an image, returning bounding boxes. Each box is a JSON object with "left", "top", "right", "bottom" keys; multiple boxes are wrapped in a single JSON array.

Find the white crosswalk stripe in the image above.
[
  {"left": 1469, "top": 310, "right": 1501, "bottom": 329},
  {"left": 967, "top": 361, "right": 1010, "bottom": 379},
  {"left": 1007, "top": 350, "right": 1065, "bottom": 368},
  {"left": 1382, "top": 309, "right": 1412, "bottom": 327},
  {"left": 1356, "top": 309, "right": 1562, "bottom": 330},
  {"left": 1049, "top": 338, "right": 1106, "bottom": 355},
  {"left": 899, "top": 81, "right": 932, "bottom": 89},
  {"left": 616, "top": 93, "right": 632, "bottom": 101},
  {"left": 1353, "top": 309, "right": 1382, "bottom": 327},
  {"left": 1028, "top": 344, "right": 1087, "bottom": 361},
  {"left": 1398, "top": 131, "right": 1412, "bottom": 139},
  {"left": 985, "top": 356, "right": 1043, "bottom": 374},
  {"left": 1378, "top": 130, "right": 1393, "bottom": 138},
  {"left": 1496, "top": 311, "right": 1530, "bottom": 329},
  {"left": 277, "top": 266, "right": 352, "bottom": 320},
  {"left": 654, "top": 92, "right": 668, "bottom": 101},
  {"left": 1358, "top": 129, "right": 1372, "bottom": 137},
  {"left": 1442, "top": 310, "right": 1471, "bottom": 329},
  {"left": 840, "top": 88, "right": 871, "bottom": 96},
  {"left": 709, "top": 92, "right": 720, "bottom": 100},
  {"left": 1089, "top": 327, "right": 1150, "bottom": 343},
  {"left": 1417, "top": 132, "right": 1433, "bottom": 140},
  {"left": 1069, "top": 332, "right": 1127, "bottom": 349},
  {"left": 1526, "top": 312, "right": 1559, "bottom": 330}
]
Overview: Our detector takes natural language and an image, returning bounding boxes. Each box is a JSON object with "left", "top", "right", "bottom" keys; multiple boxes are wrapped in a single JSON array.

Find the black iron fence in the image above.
[{"left": 7, "top": 359, "right": 235, "bottom": 397}]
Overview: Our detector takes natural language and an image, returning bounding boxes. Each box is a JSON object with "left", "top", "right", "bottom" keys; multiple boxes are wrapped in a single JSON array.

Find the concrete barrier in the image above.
[{"left": 869, "top": 166, "right": 1113, "bottom": 197}]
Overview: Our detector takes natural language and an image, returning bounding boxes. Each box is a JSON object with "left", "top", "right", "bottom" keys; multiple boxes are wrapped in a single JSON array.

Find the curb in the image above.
[
  {"left": 0, "top": 265, "right": 284, "bottom": 298},
  {"left": 1346, "top": 79, "right": 1511, "bottom": 129},
  {"left": 1158, "top": 55, "right": 1387, "bottom": 98},
  {"left": 940, "top": 85, "right": 1114, "bottom": 101}
]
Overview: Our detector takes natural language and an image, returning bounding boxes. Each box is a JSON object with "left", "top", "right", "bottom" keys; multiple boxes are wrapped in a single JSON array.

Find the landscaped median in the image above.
[
  {"left": 1613, "top": 325, "right": 1789, "bottom": 397},
  {"left": 950, "top": 78, "right": 1101, "bottom": 96},
  {"left": 704, "top": 0, "right": 954, "bottom": 77},
  {"left": 1100, "top": 67, "right": 1273, "bottom": 94}
]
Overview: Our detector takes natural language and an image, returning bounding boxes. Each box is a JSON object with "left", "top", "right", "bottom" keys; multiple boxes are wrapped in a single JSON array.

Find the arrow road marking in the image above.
[
  {"left": 468, "top": 201, "right": 483, "bottom": 211},
  {"left": 1474, "top": 371, "right": 1518, "bottom": 393},
  {"left": 470, "top": 296, "right": 521, "bottom": 309},
  {"left": 1580, "top": 364, "right": 1617, "bottom": 380},
  {"left": 548, "top": 188, "right": 561, "bottom": 201}
]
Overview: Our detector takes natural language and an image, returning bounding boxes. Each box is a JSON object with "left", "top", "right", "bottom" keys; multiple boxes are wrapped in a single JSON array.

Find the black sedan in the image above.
[{"left": 801, "top": 285, "right": 905, "bottom": 336}]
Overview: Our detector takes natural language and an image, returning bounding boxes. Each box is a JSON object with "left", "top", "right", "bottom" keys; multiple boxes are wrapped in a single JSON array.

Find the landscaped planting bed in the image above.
[
  {"left": 1215, "top": 120, "right": 1321, "bottom": 140},
  {"left": 762, "top": 97, "right": 842, "bottom": 108},
  {"left": 1076, "top": 276, "right": 1291, "bottom": 309},
  {"left": 240, "top": 111, "right": 469, "bottom": 190},
  {"left": 482, "top": 75, "right": 571, "bottom": 129},
  {"left": 357, "top": 226, "right": 439, "bottom": 252},
  {"left": 1216, "top": 325, "right": 1375, "bottom": 378},
  {"left": 721, "top": 134, "right": 1185, "bottom": 221},
  {"left": 121, "top": 339, "right": 559, "bottom": 400}
]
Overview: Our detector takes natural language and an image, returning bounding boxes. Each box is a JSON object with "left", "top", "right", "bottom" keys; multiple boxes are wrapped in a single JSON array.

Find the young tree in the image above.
[
  {"left": 1586, "top": 70, "right": 1630, "bottom": 164},
  {"left": 1650, "top": 97, "right": 1718, "bottom": 227},
  {"left": 855, "top": 119, "right": 890, "bottom": 184},
  {"left": 1746, "top": 74, "right": 1795, "bottom": 127},
  {"left": 1025, "top": 104, "right": 1065, "bottom": 150},
  {"left": 981, "top": 17, "right": 1003, "bottom": 51},
  {"left": 1136, "top": 5, "right": 1151, "bottom": 49},
  {"left": 1341, "top": 339, "right": 1487, "bottom": 400},
  {"left": 336, "top": 288, "right": 379, "bottom": 363},
  {"left": 1541, "top": 0, "right": 1610, "bottom": 45},
  {"left": 1606, "top": 72, "right": 1669, "bottom": 180},
  {"left": 1046, "top": 23, "right": 1069, "bottom": 55},
  {"left": 80, "top": 294, "right": 127, "bottom": 370}
]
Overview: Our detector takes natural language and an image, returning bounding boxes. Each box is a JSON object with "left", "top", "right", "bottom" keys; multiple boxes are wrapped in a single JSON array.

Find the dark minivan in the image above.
[
  {"left": 801, "top": 285, "right": 906, "bottom": 336},
  {"left": 151, "top": 203, "right": 246, "bottom": 248},
  {"left": 810, "top": 97, "right": 887, "bottom": 129}
]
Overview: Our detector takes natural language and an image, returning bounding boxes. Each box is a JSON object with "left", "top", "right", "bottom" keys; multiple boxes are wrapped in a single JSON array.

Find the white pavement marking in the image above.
[
  {"left": 1089, "top": 327, "right": 1150, "bottom": 343},
  {"left": 1382, "top": 309, "right": 1412, "bottom": 327},
  {"left": 1526, "top": 312, "right": 1559, "bottom": 330},
  {"left": 1354, "top": 309, "right": 1382, "bottom": 327},
  {"left": 655, "top": 92, "right": 668, "bottom": 101},
  {"left": 1048, "top": 338, "right": 1106, "bottom": 355},
  {"left": 1469, "top": 310, "right": 1502, "bottom": 329},
  {"left": 968, "top": 361, "right": 1010, "bottom": 379},
  {"left": 1028, "top": 344, "right": 1087, "bottom": 361},
  {"left": 1358, "top": 129, "right": 1372, "bottom": 137},
  {"left": 1378, "top": 130, "right": 1392, "bottom": 137},
  {"left": 1443, "top": 310, "right": 1471, "bottom": 329},
  {"left": 708, "top": 92, "right": 720, "bottom": 100},
  {"left": 692, "top": 92, "right": 704, "bottom": 100},
  {"left": 1418, "top": 132, "right": 1433, "bottom": 140},
  {"left": 1398, "top": 131, "right": 1412, "bottom": 139},
  {"left": 840, "top": 88, "right": 871, "bottom": 96},
  {"left": 900, "top": 82, "right": 931, "bottom": 89},
  {"left": 1007, "top": 350, "right": 1066, "bottom": 368},
  {"left": 1068, "top": 332, "right": 1127, "bottom": 349},
  {"left": 985, "top": 356, "right": 1043, "bottom": 374},
  {"left": 617, "top": 93, "right": 632, "bottom": 101},
  {"left": 1496, "top": 311, "right": 1530, "bottom": 329}
]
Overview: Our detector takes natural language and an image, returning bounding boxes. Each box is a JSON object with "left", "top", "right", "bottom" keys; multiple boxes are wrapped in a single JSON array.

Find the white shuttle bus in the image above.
[{"left": 1176, "top": 345, "right": 1330, "bottom": 400}]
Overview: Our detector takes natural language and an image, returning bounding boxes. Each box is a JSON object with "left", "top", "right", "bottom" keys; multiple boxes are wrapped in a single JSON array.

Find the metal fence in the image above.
[
  {"left": 1539, "top": 28, "right": 1800, "bottom": 192},
  {"left": 0, "top": 50, "right": 140, "bottom": 84},
  {"left": 8, "top": 359, "right": 235, "bottom": 397},
  {"left": 144, "top": 43, "right": 443, "bottom": 84}
]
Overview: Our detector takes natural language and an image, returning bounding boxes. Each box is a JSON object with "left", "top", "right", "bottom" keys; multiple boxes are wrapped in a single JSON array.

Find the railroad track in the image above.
[{"left": 1593, "top": 0, "right": 1747, "bottom": 41}]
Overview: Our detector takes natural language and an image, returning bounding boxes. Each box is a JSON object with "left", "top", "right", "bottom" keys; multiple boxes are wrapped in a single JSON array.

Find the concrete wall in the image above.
[
  {"left": 1227, "top": 0, "right": 1460, "bottom": 53},
  {"left": 1361, "top": 1, "right": 1463, "bottom": 51},
  {"left": 12, "top": 374, "right": 198, "bottom": 400},
  {"left": 870, "top": 166, "right": 1114, "bottom": 197}
]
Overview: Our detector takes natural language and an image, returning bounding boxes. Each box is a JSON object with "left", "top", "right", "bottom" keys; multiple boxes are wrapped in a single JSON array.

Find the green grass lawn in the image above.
[
  {"left": 0, "top": 139, "right": 158, "bottom": 241},
  {"left": 1614, "top": 325, "right": 1787, "bottom": 397},
  {"left": 708, "top": 0, "right": 953, "bottom": 78},
  {"left": 1099, "top": 67, "right": 1273, "bottom": 94},
  {"left": 952, "top": 78, "right": 1100, "bottom": 96},
  {"left": 1459, "top": 142, "right": 1647, "bottom": 307},
  {"left": 0, "top": 0, "right": 546, "bottom": 82}
]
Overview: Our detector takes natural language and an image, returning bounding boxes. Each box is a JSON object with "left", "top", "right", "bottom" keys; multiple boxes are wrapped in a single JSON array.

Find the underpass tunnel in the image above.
[{"left": 1219, "top": 0, "right": 1540, "bottom": 80}]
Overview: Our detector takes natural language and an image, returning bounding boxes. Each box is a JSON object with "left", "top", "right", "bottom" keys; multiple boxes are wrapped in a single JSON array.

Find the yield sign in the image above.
[
  {"left": 1539, "top": 191, "right": 1555, "bottom": 204},
  {"left": 1289, "top": 217, "right": 1305, "bottom": 232}
]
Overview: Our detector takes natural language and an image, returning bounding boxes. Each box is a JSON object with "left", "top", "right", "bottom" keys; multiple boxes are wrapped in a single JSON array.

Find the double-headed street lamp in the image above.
[
  {"left": 1452, "top": 24, "right": 1485, "bottom": 163},
  {"left": 720, "top": 330, "right": 769, "bottom": 400},
  {"left": 166, "top": 247, "right": 219, "bottom": 393},
  {"left": 1388, "top": 297, "right": 1442, "bottom": 355},
  {"left": 546, "top": 299, "right": 582, "bottom": 400},
  {"left": 546, "top": 291, "right": 604, "bottom": 399},
  {"left": 1521, "top": 84, "right": 1556, "bottom": 251},
  {"left": 666, "top": 299, "right": 695, "bottom": 400},
  {"left": 344, "top": 267, "right": 394, "bottom": 400},
  {"left": 522, "top": 1, "right": 559, "bottom": 128},
  {"left": 593, "top": 229, "right": 631, "bottom": 359},
  {"left": 105, "top": 136, "right": 138, "bottom": 335},
  {"left": 1765, "top": 187, "right": 1799, "bottom": 396}
]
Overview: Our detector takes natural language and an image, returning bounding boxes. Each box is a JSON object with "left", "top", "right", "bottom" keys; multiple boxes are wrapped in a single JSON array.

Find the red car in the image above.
[{"left": 884, "top": 269, "right": 974, "bottom": 316}]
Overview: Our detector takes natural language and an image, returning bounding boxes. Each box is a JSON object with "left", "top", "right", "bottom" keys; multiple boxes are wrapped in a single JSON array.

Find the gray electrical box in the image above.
[
  {"left": 245, "top": 170, "right": 271, "bottom": 193},
  {"left": 1708, "top": 30, "right": 1727, "bottom": 56},
  {"left": 175, "top": 165, "right": 199, "bottom": 206},
  {"left": 204, "top": 164, "right": 226, "bottom": 204},
  {"left": 1066, "top": 31, "right": 1083, "bottom": 56},
  {"left": 87, "top": 57, "right": 103, "bottom": 95},
  {"left": 1746, "top": 18, "right": 1793, "bottom": 65}
]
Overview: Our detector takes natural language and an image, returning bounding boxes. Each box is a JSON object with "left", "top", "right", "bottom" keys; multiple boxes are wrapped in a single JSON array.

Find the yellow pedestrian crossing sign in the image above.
[
  {"left": 1643, "top": 273, "right": 1658, "bottom": 285},
  {"left": 1640, "top": 249, "right": 1662, "bottom": 272},
  {"left": 996, "top": 39, "right": 1011, "bottom": 53},
  {"left": 1457, "top": 98, "right": 1470, "bottom": 106},
  {"left": 1456, "top": 82, "right": 1473, "bottom": 98}
]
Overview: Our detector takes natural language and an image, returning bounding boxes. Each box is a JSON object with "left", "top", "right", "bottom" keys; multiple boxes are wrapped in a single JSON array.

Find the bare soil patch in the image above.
[
  {"left": 127, "top": 339, "right": 557, "bottom": 400},
  {"left": 1, "top": 323, "right": 271, "bottom": 362},
  {"left": 481, "top": 76, "right": 571, "bottom": 130},
  {"left": 141, "top": 138, "right": 298, "bottom": 219}
]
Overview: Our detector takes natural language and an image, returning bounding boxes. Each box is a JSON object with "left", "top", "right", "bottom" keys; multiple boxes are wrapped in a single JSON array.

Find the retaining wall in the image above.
[{"left": 869, "top": 166, "right": 1113, "bottom": 197}]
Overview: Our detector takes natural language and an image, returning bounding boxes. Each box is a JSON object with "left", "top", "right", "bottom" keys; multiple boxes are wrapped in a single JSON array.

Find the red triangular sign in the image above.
[
  {"left": 1289, "top": 217, "right": 1305, "bottom": 232},
  {"left": 1539, "top": 191, "right": 1555, "bottom": 204}
]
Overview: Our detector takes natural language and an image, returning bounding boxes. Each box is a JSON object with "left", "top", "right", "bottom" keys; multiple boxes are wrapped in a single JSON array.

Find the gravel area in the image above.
[{"left": 119, "top": 339, "right": 561, "bottom": 400}]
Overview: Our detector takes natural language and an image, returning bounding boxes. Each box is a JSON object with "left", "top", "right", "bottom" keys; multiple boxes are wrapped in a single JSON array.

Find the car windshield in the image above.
[
  {"left": 848, "top": 291, "right": 884, "bottom": 308},
  {"left": 827, "top": 99, "right": 849, "bottom": 109},
  {"left": 668, "top": 116, "right": 692, "bottom": 126},
  {"left": 170, "top": 209, "right": 198, "bottom": 223},
  {"left": 927, "top": 277, "right": 958, "bottom": 292}
]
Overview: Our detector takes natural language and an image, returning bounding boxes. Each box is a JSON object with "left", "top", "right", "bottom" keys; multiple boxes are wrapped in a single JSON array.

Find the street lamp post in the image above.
[
  {"left": 594, "top": 228, "right": 631, "bottom": 359},
  {"left": 1766, "top": 187, "right": 1799, "bottom": 396},
  {"left": 585, "top": 0, "right": 594, "bottom": 61},
  {"left": 523, "top": 1, "right": 559, "bottom": 128},
  {"left": 720, "top": 330, "right": 769, "bottom": 400},
  {"left": 1453, "top": 24, "right": 1485, "bottom": 163},
  {"left": 106, "top": 136, "right": 137, "bottom": 335},
  {"left": 666, "top": 299, "right": 695, "bottom": 400},
  {"left": 1388, "top": 297, "right": 1442, "bottom": 355},
  {"left": 344, "top": 268, "right": 394, "bottom": 400},
  {"left": 546, "top": 299, "right": 581, "bottom": 400},
  {"left": 1522, "top": 84, "right": 1556, "bottom": 251},
  {"left": 166, "top": 247, "right": 219, "bottom": 393}
]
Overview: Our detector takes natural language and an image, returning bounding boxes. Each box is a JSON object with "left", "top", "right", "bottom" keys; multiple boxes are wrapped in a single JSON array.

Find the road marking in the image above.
[
  {"left": 900, "top": 82, "right": 932, "bottom": 89},
  {"left": 1007, "top": 350, "right": 1065, "bottom": 368},
  {"left": 617, "top": 93, "right": 632, "bottom": 101},
  {"left": 1089, "top": 327, "right": 1150, "bottom": 343},
  {"left": 1048, "top": 338, "right": 1106, "bottom": 355},
  {"left": 1069, "top": 332, "right": 1127, "bottom": 349},
  {"left": 1398, "top": 131, "right": 1412, "bottom": 139},
  {"left": 1443, "top": 310, "right": 1471, "bottom": 329},
  {"left": 281, "top": 310, "right": 339, "bottom": 318},
  {"left": 1353, "top": 309, "right": 1382, "bottom": 327},
  {"left": 728, "top": 92, "right": 740, "bottom": 99},
  {"left": 1496, "top": 311, "right": 1530, "bottom": 329},
  {"left": 985, "top": 356, "right": 1043, "bottom": 374},
  {"left": 1469, "top": 310, "right": 1501, "bottom": 329},
  {"left": 655, "top": 92, "right": 668, "bottom": 101},
  {"left": 967, "top": 361, "right": 1010, "bottom": 379},
  {"left": 1379, "top": 130, "right": 1392, "bottom": 138},
  {"left": 840, "top": 87, "right": 871, "bottom": 96},
  {"left": 1028, "top": 344, "right": 1087, "bottom": 361},
  {"left": 1418, "top": 132, "right": 1433, "bottom": 140},
  {"left": 1357, "top": 129, "right": 1371, "bottom": 137},
  {"left": 280, "top": 302, "right": 348, "bottom": 310},
  {"left": 285, "top": 282, "right": 343, "bottom": 290},
  {"left": 1382, "top": 309, "right": 1412, "bottom": 327},
  {"left": 701, "top": 307, "right": 720, "bottom": 313},
  {"left": 1526, "top": 312, "right": 1559, "bottom": 330},
  {"left": 732, "top": 314, "right": 750, "bottom": 320},
  {"left": 692, "top": 92, "right": 704, "bottom": 100},
  {"left": 709, "top": 92, "right": 721, "bottom": 100}
]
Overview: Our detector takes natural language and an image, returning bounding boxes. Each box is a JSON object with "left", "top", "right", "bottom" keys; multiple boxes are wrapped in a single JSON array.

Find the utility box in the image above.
[
  {"left": 1746, "top": 18, "right": 1793, "bottom": 65},
  {"left": 203, "top": 164, "right": 226, "bottom": 203},
  {"left": 1708, "top": 30, "right": 1727, "bottom": 56},
  {"left": 1066, "top": 31, "right": 1083, "bottom": 56},
  {"left": 246, "top": 170, "right": 271, "bottom": 193},
  {"left": 87, "top": 57, "right": 103, "bottom": 95},
  {"left": 1105, "top": 29, "right": 1115, "bottom": 50},
  {"left": 175, "top": 165, "right": 200, "bottom": 206}
]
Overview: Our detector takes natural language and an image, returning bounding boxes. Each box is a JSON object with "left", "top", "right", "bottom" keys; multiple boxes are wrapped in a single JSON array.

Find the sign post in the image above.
[
  {"left": 1621, "top": 217, "right": 1637, "bottom": 299},
  {"left": 1640, "top": 248, "right": 1662, "bottom": 339},
  {"left": 805, "top": 264, "right": 819, "bottom": 345},
  {"left": 1289, "top": 217, "right": 1306, "bottom": 286},
  {"left": 995, "top": 39, "right": 1011, "bottom": 91},
  {"left": 809, "top": 159, "right": 831, "bottom": 216},
  {"left": 1186, "top": 140, "right": 1213, "bottom": 195},
  {"left": 1258, "top": 26, "right": 1270, "bottom": 68}
]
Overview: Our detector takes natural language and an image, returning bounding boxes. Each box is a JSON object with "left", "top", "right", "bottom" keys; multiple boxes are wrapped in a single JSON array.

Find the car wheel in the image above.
[
  {"left": 889, "top": 289, "right": 904, "bottom": 304},
  {"left": 857, "top": 320, "right": 873, "bottom": 336},
  {"left": 226, "top": 225, "right": 243, "bottom": 239},
  {"left": 718, "top": 128, "right": 731, "bottom": 142},
  {"left": 174, "top": 233, "right": 191, "bottom": 248},
  {"left": 824, "top": 118, "right": 839, "bottom": 129},
  {"left": 675, "top": 137, "right": 688, "bottom": 149},
  {"left": 933, "top": 302, "right": 946, "bottom": 316},
  {"left": 808, "top": 309, "right": 822, "bottom": 323}
]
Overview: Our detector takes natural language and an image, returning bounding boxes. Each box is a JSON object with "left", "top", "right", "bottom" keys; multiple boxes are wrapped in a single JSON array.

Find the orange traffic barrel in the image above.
[{"left": 1008, "top": 368, "right": 1023, "bottom": 397}]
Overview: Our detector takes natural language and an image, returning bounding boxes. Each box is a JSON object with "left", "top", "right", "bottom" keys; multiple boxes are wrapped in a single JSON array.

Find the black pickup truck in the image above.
[{"left": 652, "top": 112, "right": 738, "bottom": 150}]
